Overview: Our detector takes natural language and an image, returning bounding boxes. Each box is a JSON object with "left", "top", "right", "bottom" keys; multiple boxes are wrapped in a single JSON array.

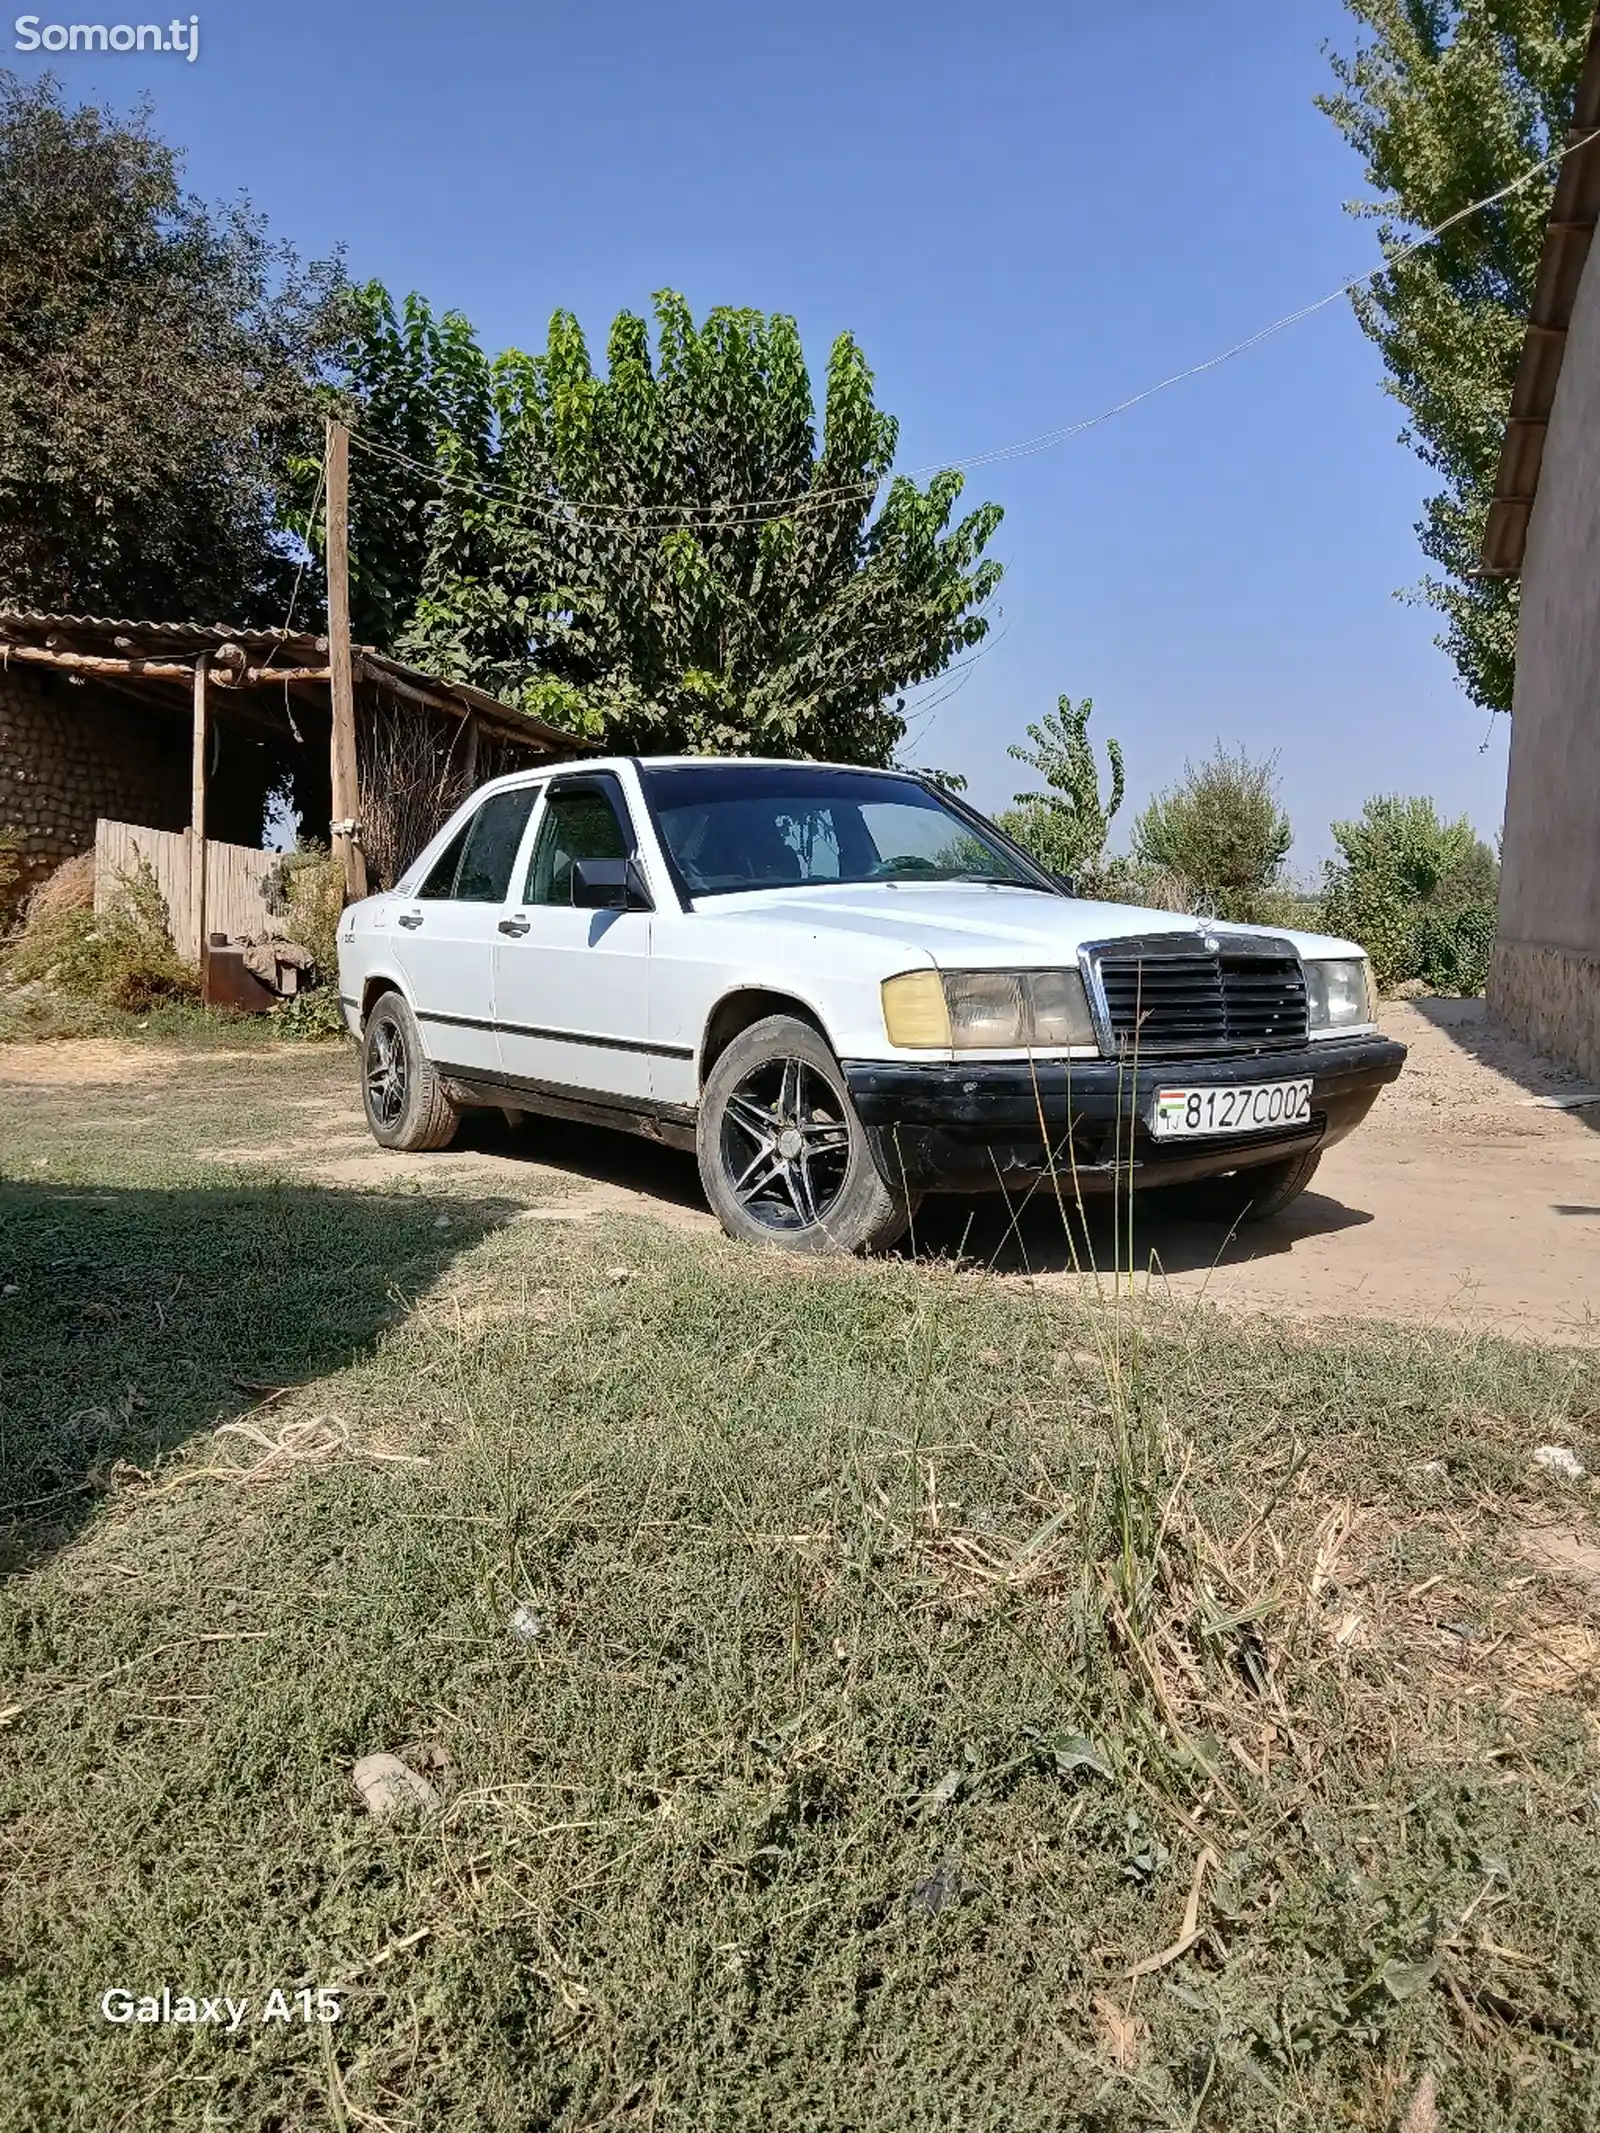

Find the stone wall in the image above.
[
  {"left": 1490, "top": 940, "right": 1600, "bottom": 1085},
  {"left": 0, "top": 664, "right": 275, "bottom": 898}
]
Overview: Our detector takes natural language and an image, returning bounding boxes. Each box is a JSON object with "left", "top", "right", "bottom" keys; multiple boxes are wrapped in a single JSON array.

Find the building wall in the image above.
[
  {"left": 0, "top": 665, "right": 277, "bottom": 899},
  {"left": 1493, "top": 233, "right": 1600, "bottom": 1081},
  {"left": 0, "top": 666, "right": 188, "bottom": 894}
]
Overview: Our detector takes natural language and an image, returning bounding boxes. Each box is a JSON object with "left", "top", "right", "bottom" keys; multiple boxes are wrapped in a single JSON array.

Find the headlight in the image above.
[
  {"left": 881, "top": 968, "right": 1097, "bottom": 1051},
  {"left": 1303, "top": 956, "right": 1372, "bottom": 1032}
]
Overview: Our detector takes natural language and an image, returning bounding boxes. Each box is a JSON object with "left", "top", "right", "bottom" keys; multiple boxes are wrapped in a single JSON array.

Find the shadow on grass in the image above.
[
  {"left": 453, "top": 1107, "right": 1375, "bottom": 1278},
  {"left": 1413, "top": 997, "right": 1600, "bottom": 1134},
  {"left": 458, "top": 1107, "right": 710, "bottom": 1209},
  {"left": 0, "top": 1176, "right": 517, "bottom": 1578}
]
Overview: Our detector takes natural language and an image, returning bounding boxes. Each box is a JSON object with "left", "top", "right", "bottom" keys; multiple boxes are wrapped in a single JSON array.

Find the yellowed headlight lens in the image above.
[{"left": 881, "top": 969, "right": 952, "bottom": 1048}]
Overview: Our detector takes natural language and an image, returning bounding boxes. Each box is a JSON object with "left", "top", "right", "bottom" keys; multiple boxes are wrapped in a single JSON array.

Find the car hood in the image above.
[{"left": 691, "top": 882, "right": 1360, "bottom": 966}]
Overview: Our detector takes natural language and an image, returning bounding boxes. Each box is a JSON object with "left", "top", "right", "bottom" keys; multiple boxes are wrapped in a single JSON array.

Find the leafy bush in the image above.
[
  {"left": 1414, "top": 902, "right": 1497, "bottom": 996},
  {"left": 265, "top": 843, "right": 343, "bottom": 982},
  {"left": 1322, "top": 795, "right": 1499, "bottom": 994},
  {"left": 1130, "top": 746, "right": 1293, "bottom": 922},
  {"left": 1061, "top": 853, "right": 1197, "bottom": 913},
  {"left": 270, "top": 986, "right": 350, "bottom": 1040},
  {"left": 263, "top": 843, "right": 349, "bottom": 1039},
  {"left": 996, "top": 696, "right": 1125, "bottom": 878},
  {"left": 3, "top": 858, "right": 198, "bottom": 1010}
]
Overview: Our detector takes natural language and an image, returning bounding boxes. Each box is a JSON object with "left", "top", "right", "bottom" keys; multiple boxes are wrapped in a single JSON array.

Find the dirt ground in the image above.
[
  {"left": 1111, "top": 999, "right": 1600, "bottom": 1340},
  {"left": 2, "top": 998, "right": 1595, "bottom": 1338}
]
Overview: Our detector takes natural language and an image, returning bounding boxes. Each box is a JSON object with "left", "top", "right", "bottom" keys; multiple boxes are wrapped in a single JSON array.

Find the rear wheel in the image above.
[
  {"left": 698, "top": 1014, "right": 917, "bottom": 1254},
  {"left": 360, "top": 992, "right": 459, "bottom": 1152},
  {"left": 1154, "top": 1148, "right": 1321, "bottom": 1225}
]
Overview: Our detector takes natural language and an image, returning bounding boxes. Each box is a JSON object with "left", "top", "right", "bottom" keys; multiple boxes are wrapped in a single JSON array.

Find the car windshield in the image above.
[{"left": 638, "top": 764, "right": 1050, "bottom": 898}]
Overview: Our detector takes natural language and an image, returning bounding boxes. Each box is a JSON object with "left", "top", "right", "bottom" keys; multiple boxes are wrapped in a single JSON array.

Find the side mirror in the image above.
[
  {"left": 1052, "top": 871, "right": 1077, "bottom": 896},
  {"left": 571, "top": 856, "right": 653, "bottom": 911}
]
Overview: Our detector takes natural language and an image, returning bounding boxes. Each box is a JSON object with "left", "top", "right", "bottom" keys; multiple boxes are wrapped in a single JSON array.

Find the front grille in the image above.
[{"left": 1093, "top": 941, "right": 1308, "bottom": 1057}]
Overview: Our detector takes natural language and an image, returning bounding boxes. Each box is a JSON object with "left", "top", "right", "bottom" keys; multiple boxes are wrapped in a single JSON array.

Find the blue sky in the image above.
[{"left": 12, "top": 0, "right": 1511, "bottom": 870}]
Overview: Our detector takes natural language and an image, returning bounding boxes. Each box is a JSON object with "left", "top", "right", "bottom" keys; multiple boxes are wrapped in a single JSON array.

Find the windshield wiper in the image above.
[{"left": 951, "top": 874, "right": 1058, "bottom": 892}]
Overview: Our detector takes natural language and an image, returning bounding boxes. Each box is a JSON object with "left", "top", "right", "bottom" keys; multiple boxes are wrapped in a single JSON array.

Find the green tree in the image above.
[
  {"left": 1323, "top": 792, "right": 1499, "bottom": 989},
  {"left": 0, "top": 72, "right": 345, "bottom": 622},
  {"left": 1319, "top": 2, "right": 1591, "bottom": 712},
  {"left": 1132, "top": 746, "right": 1293, "bottom": 921},
  {"left": 337, "top": 287, "right": 1004, "bottom": 761},
  {"left": 996, "top": 695, "right": 1125, "bottom": 877}
]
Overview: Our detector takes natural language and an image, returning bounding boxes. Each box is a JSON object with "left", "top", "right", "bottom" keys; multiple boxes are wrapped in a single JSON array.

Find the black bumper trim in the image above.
[{"left": 841, "top": 1036, "right": 1406, "bottom": 1194}]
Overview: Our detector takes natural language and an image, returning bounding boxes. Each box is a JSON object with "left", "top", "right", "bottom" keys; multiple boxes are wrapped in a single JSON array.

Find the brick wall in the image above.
[{"left": 0, "top": 665, "right": 274, "bottom": 895}]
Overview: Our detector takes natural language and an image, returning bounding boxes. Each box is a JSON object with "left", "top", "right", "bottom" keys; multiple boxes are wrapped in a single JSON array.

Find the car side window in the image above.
[
  {"left": 523, "top": 784, "right": 632, "bottom": 906},
  {"left": 453, "top": 787, "right": 540, "bottom": 902}
]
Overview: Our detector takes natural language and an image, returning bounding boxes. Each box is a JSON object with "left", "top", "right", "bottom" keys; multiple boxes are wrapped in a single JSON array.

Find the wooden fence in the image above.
[{"left": 94, "top": 819, "right": 277, "bottom": 964}]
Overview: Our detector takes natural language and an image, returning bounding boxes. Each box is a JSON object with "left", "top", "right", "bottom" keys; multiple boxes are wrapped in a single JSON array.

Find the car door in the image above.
[
  {"left": 493, "top": 774, "right": 655, "bottom": 1103},
  {"left": 391, "top": 784, "right": 541, "bottom": 1077}
]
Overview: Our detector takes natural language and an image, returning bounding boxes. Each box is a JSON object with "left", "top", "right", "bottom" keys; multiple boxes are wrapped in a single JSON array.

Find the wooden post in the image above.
[
  {"left": 190, "top": 651, "right": 209, "bottom": 978},
  {"left": 461, "top": 711, "right": 480, "bottom": 788},
  {"left": 325, "top": 418, "right": 368, "bottom": 900}
]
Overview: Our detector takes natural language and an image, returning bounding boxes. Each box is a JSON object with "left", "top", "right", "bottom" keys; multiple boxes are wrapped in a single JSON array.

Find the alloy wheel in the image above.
[
  {"left": 366, "top": 1021, "right": 408, "bottom": 1131},
  {"left": 720, "top": 1055, "right": 852, "bottom": 1232}
]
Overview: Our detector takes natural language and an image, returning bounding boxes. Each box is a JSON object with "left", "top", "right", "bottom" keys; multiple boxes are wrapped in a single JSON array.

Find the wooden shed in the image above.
[{"left": 0, "top": 609, "right": 583, "bottom": 957}]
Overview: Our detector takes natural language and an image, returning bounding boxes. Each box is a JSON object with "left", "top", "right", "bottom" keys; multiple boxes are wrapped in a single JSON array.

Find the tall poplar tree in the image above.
[{"left": 1320, "top": 2, "right": 1591, "bottom": 711}]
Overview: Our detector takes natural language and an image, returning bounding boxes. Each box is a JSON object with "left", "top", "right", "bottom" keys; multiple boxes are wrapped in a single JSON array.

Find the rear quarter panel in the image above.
[{"left": 336, "top": 899, "right": 416, "bottom": 1040}]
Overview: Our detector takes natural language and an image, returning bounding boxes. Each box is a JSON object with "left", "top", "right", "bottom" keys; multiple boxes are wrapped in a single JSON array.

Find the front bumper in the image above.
[{"left": 841, "top": 1035, "right": 1406, "bottom": 1195}]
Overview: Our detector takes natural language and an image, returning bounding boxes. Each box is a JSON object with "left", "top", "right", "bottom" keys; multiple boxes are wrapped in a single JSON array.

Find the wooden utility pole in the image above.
[
  {"left": 325, "top": 418, "right": 368, "bottom": 900},
  {"left": 190, "top": 651, "right": 210, "bottom": 979}
]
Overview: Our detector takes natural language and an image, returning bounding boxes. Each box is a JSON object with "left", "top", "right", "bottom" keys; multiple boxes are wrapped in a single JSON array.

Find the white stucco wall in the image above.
[{"left": 1492, "top": 230, "right": 1600, "bottom": 1077}]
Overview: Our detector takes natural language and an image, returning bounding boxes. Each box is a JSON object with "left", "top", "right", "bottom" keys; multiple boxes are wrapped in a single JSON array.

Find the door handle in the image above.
[
  {"left": 397, "top": 911, "right": 424, "bottom": 930},
  {"left": 498, "top": 915, "right": 530, "bottom": 937}
]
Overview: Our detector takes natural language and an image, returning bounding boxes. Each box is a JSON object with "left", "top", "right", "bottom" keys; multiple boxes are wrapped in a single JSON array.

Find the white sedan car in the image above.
[{"left": 337, "top": 757, "right": 1404, "bottom": 1253}]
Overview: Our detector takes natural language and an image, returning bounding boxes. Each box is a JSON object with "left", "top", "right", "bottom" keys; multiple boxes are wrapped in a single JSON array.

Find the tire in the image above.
[
  {"left": 698, "top": 1014, "right": 917, "bottom": 1255},
  {"left": 360, "top": 991, "right": 459, "bottom": 1152},
  {"left": 1154, "top": 1147, "right": 1322, "bottom": 1226}
]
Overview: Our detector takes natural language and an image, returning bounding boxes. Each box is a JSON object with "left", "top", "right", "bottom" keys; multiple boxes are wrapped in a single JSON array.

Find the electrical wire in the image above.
[
  {"left": 279, "top": 444, "right": 329, "bottom": 640},
  {"left": 342, "top": 122, "right": 1600, "bottom": 539}
]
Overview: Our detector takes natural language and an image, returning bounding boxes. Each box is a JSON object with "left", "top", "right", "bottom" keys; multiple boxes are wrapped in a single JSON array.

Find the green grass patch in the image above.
[
  {"left": 1, "top": 1058, "right": 1599, "bottom": 2129},
  {"left": 0, "top": 980, "right": 346, "bottom": 1048}
]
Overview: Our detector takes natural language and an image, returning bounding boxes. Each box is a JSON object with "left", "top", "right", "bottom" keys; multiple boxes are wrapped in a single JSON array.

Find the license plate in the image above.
[{"left": 1149, "top": 1079, "right": 1312, "bottom": 1140}]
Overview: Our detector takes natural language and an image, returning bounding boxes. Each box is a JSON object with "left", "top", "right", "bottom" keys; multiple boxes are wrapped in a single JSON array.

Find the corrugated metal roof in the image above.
[
  {"left": 0, "top": 610, "right": 585, "bottom": 756},
  {"left": 0, "top": 610, "right": 329, "bottom": 656},
  {"left": 1480, "top": 8, "right": 1600, "bottom": 579}
]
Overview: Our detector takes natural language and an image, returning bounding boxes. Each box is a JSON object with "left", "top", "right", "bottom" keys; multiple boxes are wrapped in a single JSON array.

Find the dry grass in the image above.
[
  {"left": 20, "top": 847, "right": 94, "bottom": 923},
  {"left": 1, "top": 1053, "right": 1599, "bottom": 2129}
]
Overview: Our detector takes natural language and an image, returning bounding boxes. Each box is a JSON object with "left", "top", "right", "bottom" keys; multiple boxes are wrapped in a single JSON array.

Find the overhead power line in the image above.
[{"left": 344, "top": 124, "right": 1600, "bottom": 538}]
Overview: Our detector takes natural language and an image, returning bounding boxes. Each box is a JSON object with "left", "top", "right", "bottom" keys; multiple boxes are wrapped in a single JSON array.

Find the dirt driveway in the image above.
[
  {"left": 1090, "top": 999, "right": 1600, "bottom": 1340},
  {"left": 2, "top": 1000, "right": 1595, "bottom": 1338}
]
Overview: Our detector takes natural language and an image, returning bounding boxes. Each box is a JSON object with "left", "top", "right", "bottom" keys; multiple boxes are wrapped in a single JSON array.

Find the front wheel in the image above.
[
  {"left": 697, "top": 1015, "right": 917, "bottom": 1255},
  {"left": 360, "top": 992, "right": 459, "bottom": 1152},
  {"left": 1153, "top": 1148, "right": 1322, "bottom": 1226}
]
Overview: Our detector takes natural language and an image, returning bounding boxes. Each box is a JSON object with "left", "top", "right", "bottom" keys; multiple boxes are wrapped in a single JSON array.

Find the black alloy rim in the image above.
[
  {"left": 366, "top": 1019, "right": 408, "bottom": 1130},
  {"left": 720, "top": 1056, "right": 852, "bottom": 1231}
]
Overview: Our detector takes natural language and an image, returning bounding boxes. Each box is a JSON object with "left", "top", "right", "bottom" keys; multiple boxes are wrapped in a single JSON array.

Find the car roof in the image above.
[
  {"left": 629, "top": 755, "right": 913, "bottom": 774},
  {"left": 485, "top": 754, "right": 919, "bottom": 786}
]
